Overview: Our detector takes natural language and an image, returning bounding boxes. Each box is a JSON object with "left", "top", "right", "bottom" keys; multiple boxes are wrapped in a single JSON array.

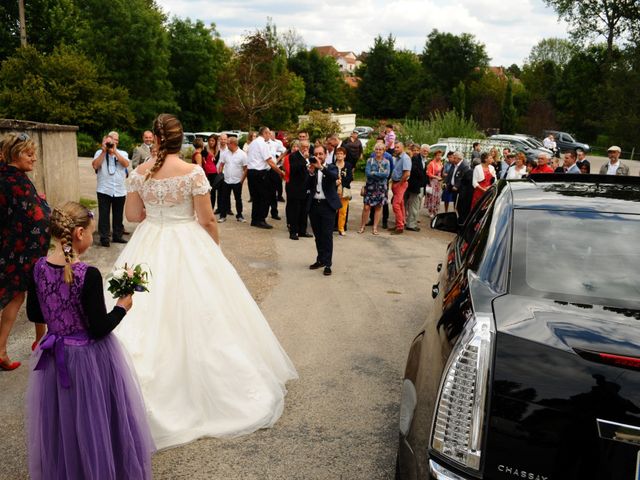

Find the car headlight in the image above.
[{"left": 431, "top": 314, "right": 494, "bottom": 471}]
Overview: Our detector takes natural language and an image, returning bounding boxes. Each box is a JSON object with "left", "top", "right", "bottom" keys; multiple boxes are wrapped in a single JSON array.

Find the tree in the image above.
[
  {"left": 451, "top": 81, "right": 466, "bottom": 117},
  {"left": 525, "top": 38, "right": 576, "bottom": 66},
  {"left": 219, "top": 31, "right": 303, "bottom": 129},
  {"left": 280, "top": 28, "right": 305, "bottom": 59},
  {"left": 355, "top": 35, "right": 422, "bottom": 117},
  {"left": 0, "top": 45, "right": 133, "bottom": 135},
  {"left": 289, "top": 49, "right": 347, "bottom": 111},
  {"left": 501, "top": 79, "right": 517, "bottom": 134},
  {"left": 421, "top": 29, "right": 489, "bottom": 98},
  {"left": 75, "top": 0, "right": 177, "bottom": 128},
  {"left": 544, "top": 0, "right": 640, "bottom": 57},
  {"left": 167, "top": 18, "right": 230, "bottom": 131},
  {"left": 0, "top": 0, "right": 81, "bottom": 61}
]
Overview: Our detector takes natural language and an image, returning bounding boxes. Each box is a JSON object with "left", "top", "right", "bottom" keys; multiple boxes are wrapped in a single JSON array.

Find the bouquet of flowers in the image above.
[{"left": 106, "top": 263, "right": 150, "bottom": 298}]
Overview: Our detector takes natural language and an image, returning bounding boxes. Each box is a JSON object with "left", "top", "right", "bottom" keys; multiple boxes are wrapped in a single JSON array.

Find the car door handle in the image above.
[
  {"left": 597, "top": 419, "right": 640, "bottom": 446},
  {"left": 437, "top": 263, "right": 443, "bottom": 272},
  {"left": 432, "top": 283, "right": 440, "bottom": 299}
]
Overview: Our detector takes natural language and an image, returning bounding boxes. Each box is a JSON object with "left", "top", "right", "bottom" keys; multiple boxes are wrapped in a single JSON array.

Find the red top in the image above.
[
  {"left": 531, "top": 165, "right": 554, "bottom": 174},
  {"left": 202, "top": 150, "right": 217, "bottom": 174},
  {"left": 282, "top": 154, "right": 291, "bottom": 183}
]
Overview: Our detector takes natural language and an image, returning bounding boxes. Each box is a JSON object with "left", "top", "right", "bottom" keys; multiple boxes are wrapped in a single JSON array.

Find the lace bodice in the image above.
[
  {"left": 126, "top": 166, "right": 212, "bottom": 224},
  {"left": 32, "top": 258, "right": 89, "bottom": 336}
]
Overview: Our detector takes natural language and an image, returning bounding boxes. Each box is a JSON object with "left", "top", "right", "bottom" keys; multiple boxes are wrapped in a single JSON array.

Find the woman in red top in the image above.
[
  {"left": 201, "top": 134, "right": 219, "bottom": 211},
  {"left": 471, "top": 152, "right": 496, "bottom": 209}
]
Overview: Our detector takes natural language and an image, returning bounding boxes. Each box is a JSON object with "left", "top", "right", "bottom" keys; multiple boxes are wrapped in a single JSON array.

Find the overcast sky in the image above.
[{"left": 155, "top": 0, "right": 571, "bottom": 66}]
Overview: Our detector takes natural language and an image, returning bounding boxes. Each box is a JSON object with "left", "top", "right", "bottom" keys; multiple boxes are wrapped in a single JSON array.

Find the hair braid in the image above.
[
  {"left": 145, "top": 113, "right": 183, "bottom": 181},
  {"left": 50, "top": 202, "right": 94, "bottom": 285}
]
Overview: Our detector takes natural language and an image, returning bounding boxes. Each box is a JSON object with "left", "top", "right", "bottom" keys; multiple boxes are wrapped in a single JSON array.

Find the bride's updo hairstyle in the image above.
[
  {"left": 50, "top": 202, "right": 94, "bottom": 285},
  {"left": 146, "top": 113, "right": 183, "bottom": 180}
]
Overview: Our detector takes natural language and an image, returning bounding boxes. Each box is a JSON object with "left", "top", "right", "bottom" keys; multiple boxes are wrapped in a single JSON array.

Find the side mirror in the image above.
[{"left": 431, "top": 212, "right": 458, "bottom": 233}]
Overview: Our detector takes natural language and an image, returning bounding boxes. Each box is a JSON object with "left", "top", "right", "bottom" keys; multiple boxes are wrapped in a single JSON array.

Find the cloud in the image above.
[{"left": 156, "top": 0, "right": 570, "bottom": 66}]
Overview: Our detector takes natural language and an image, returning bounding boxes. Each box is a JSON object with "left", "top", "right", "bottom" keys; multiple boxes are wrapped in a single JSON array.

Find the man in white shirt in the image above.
[
  {"left": 91, "top": 131, "right": 130, "bottom": 247},
  {"left": 266, "top": 131, "right": 286, "bottom": 219},
  {"left": 218, "top": 136, "right": 248, "bottom": 223},
  {"left": 246, "top": 126, "right": 285, "bottom": 229},
  {"left": 324, "top": 135, "right": 340, "bottom": 165},
  {"left": 543, "top": 134, "right": 558, "bottom": 156}
]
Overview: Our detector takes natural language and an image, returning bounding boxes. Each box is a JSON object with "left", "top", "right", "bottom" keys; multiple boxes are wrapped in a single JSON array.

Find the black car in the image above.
[{"left": 396, "top": 174, "right": 640, "bottom": 480}]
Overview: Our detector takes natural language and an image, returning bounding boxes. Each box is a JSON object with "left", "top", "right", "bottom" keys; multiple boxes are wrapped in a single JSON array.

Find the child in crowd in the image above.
[{"left": 26, "top": 202, "right": 154, "bottom": 480}]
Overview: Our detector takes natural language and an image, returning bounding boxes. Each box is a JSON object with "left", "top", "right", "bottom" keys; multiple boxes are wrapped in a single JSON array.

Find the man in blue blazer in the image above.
[{"left": 307, "top": 145, "right": 341, "bottom": 276}]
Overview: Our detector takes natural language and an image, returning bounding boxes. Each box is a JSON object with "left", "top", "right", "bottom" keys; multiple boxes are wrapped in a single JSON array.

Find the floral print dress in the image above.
[{"left": 0, "top": 163, "right": 51, "bottom": 307}]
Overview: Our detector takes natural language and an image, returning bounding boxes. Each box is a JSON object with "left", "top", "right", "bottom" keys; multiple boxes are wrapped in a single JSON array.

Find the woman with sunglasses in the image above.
[{"left": 0, "top": 132, "right": 51, "bottom": 370}]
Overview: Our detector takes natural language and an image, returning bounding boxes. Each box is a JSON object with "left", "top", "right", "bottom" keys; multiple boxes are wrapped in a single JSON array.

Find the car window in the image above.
[
  {"left": 455, "top": 187, "right": 497, "bottom": 268},
  {"left": 511, "top": 210, "right": 640, "bottom": 309}
]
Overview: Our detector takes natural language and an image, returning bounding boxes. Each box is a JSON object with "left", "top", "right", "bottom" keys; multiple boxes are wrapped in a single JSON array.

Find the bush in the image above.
[
  {"left": 398, "top": 111, "right": 484, "bottom": 145},
  {"left": 115, "top": 131, "right": 136, "bottom": 157},
  {"left": 297, "top": 110, "right": 342, "bottom": 143},
  {"left": 77, "top": 132, "right": 98, "bottom": 157}
]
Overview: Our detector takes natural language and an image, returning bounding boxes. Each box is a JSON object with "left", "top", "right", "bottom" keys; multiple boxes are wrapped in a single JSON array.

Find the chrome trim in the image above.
[
  {"left": 429, "top": 459, "right": 468, "bottom": 480},
  {"left": 597, "top": 418, "right": 640, "bottom": 446}
]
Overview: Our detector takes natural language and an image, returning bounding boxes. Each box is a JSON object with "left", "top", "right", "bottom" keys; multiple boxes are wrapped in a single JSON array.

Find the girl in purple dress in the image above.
[{"left": 26, "top": 202, "right": 154, "bottom": 480}]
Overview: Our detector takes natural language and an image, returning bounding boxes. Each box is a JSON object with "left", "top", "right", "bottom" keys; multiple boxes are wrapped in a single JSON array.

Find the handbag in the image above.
[
  {"left": 341, "top": 187, "right": 352, "bottom": 200},
  {"left": 425, "top": 185, "right": 433, "bottom": 195},
  {"left": 360, "top": 185, "right": 366, "bottom": 197}
]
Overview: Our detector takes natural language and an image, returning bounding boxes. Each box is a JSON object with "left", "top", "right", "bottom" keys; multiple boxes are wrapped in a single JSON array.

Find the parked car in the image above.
[
  {"left": 354, "top": 126, "right": 374, "bottom": 139},
  {"left": 219, "top": 130, "right": 248, "bottom": 139},
  {"left": 544, "top": 130, "right": 590, "bottom": 153},
  {"left": 194, "top": 131, "right": 218, "bottom": 142},
  {"left": 489, "top": 134, "right": 552, "bottom": 161},
  {"left": 183, "top": 132, "right": 196, "bottom": 144},
  {"left": 396, "top": 174, "right": 640, "bottom": 480}
]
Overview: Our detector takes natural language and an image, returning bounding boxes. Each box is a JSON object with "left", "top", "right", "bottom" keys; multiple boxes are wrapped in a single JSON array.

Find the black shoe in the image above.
[
  {"left": 100, "top": 240, "right": 110, "bottom": 247},
  {"left": 300, "top": 232, "right": 313, "bottom": 238},
  {"left": 309, "top": 261, "right": 324, "bottom": 270},
  {"left": 382, "top": 222, "right": 388, "bottom": 229},
  {"left": 323, "top": 266, "right": 332, "bottom": 276},
  {"left": 112, "top": 237, "right": 127, "bottom": 244},
  {"left": 406, "top": 226, "right": 421, "bottom": 232},
  {"left": 271, "top": 215, "right": 281, "bottom": 220},
  {"left": 365, "top": 220, "right": 373, "bottom": 226},
  {"left": 214, "top": 209, "right": 220, "bottom": 214},
  {"left": 277, "top": 196, "right": 285, "bottom": 202},
  {"left": 252, "top": 222, "right": 273, "bottom": 229},
  {"left": 289, "top": 233, "right": 299, "bottom": 240}
]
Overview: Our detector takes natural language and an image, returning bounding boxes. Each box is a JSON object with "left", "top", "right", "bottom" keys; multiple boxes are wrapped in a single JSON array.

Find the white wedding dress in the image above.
[{"left": 108, "top": 166, "right": 298, "bottom": 450}]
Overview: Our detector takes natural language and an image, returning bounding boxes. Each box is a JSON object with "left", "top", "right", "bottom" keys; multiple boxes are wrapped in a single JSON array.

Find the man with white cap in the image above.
[{"left": 599, "top": 146, "right": 630, "bottom": 175}]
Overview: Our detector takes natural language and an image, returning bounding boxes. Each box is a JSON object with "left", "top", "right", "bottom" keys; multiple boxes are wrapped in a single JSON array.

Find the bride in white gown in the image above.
[{"left": 108, "top": 114, "right": 297, "bottom": 450}]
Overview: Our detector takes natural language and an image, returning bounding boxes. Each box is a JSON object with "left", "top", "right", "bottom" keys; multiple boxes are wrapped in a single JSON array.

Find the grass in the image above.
[{"left": 79, "top": 197, "right": 98, "bottom": 210}]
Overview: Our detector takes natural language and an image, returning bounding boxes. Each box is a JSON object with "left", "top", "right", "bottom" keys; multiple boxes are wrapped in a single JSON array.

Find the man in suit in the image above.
[
  {"left": 131, "top": 130, "right": 153, "bottom": 168},
  {"left": 563, "top": 150, "right": 581, "bottom": 174},
  {"left": 307, "top": 145, "right": 341, "bottom": 276},
  {"left": 449, "top": 151, "right": 473, "bottom": 226},
  {"left": 286, "top": 140, "right": 313, "bottom": 240},
  {"left": 405, "top": 144, "right": 429, "bottom": 232}
]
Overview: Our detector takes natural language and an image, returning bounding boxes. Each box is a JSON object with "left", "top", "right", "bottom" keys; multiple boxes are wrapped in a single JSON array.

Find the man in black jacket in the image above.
[
  {"left": 285, "top": 140, "right": 312, "bottom": 240},
  {"left": 405, "top": 144, "right": 429, "bottom": 231},
  {"left": 450, "top": 152, "right": 473, "bottom": 226},
  {"left": 307, "top": 145, "right": 341, "bottom": 276}
]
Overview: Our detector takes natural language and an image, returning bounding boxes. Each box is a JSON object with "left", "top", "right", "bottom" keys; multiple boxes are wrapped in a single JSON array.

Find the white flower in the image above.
[{"left": 112, "top": 268, "right": 127, "bottom": 279}]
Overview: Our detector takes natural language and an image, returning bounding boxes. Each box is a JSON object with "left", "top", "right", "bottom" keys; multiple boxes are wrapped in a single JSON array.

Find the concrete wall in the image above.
[{"left": 1, "top": 119, "right": 79, "bottom": 208}]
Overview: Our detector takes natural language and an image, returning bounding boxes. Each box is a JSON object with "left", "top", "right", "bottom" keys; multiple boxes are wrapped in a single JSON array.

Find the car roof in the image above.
[{"left": 508, "top": 175, "right": 640, "bottom": 214}]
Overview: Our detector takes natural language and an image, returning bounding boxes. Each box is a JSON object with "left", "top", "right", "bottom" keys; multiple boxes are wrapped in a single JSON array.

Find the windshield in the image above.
[{"left": 510, "top": 210, "right": 640, "bottom": 309}]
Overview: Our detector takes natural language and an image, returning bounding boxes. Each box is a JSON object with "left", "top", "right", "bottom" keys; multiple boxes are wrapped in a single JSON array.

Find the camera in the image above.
[{"left": 105, "top": 142, "right": 114, "bottom": 149}]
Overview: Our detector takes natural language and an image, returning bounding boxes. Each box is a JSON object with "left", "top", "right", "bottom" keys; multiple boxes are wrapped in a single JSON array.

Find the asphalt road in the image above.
[{"left": 0, "top": 158, "right": 454, "bottom": 479}]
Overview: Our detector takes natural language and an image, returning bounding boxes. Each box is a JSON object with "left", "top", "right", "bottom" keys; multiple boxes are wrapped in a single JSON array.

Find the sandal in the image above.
[
  {"left": 358, "top": 227, "right": 365, "bottom": 234},
  {"left": 0, "top": 357, "right": 21, "bottom": 371},
  {"left": 372, "top": 229, "right": 379, "bottom": 235}
]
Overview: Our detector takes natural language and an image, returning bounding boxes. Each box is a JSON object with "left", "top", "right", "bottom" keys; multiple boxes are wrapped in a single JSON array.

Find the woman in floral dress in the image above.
[
  {"left": 359, "top": 144, "right": 390, "bottom": 235},
  {"left": 0, "top": 132, "right": 51, "bottom": 371}
]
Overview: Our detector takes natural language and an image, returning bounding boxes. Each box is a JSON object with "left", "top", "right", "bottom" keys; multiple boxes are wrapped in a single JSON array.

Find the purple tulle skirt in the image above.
[{"left": 26, "top": 333, "right": 155, "bottom": 480}]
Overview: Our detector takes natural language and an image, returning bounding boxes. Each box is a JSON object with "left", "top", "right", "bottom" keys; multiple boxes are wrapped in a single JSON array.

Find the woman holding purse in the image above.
[{"left": 334, "top": 147, "right": 353, "bottom": 236}]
